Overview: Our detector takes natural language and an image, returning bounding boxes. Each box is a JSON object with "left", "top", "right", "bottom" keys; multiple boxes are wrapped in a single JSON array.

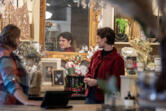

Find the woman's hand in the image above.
[
  {"left": 84, "top": 77, "right": 97, "bottom": 87},
  {"left": 84, "top": 77, "right": 91, "bottom": 84},
  {"left": 14, "top": 89, "right": 41, "bottom": 106}
]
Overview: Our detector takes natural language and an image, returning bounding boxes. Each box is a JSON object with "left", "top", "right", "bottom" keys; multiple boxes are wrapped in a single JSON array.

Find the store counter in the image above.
[{"left": 0, "top": 104, "right": 101, "bottom": 111}]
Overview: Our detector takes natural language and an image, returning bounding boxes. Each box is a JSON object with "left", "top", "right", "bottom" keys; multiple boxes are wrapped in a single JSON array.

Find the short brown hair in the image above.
[
  {"left": 0, "top": 24, "right": 20, "bottom": 49},
  {"left": 58, "top": 32, "right": 73, "bottom": 44},
  {"left": 97, "top": 27, "right": 115, "bottom": 45}
]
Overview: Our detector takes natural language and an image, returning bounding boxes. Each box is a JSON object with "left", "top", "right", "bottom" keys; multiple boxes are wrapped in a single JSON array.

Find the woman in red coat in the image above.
[{"left": 84, "top": 27, "right": 124, "bottom": 104}]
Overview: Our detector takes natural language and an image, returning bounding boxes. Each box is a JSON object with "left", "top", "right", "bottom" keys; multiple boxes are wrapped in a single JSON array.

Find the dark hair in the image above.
[
  {"left": 0, "top": 24, "right": 20, "bottom": 49},
  {"left": 97, "top": 27, "right": 115, "bottom": 45},
  {"left": 58, "top": 32, "right": 73, "bottom": 44}
]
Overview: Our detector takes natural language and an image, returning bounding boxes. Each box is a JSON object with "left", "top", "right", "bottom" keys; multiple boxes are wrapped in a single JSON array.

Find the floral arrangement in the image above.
[
  {"left": 65, "top": 61, "right": 76, "bottom": 75},
  {"left": 65, "top": 55, "right": 82, "bottom": 76},
  {"left": 87, "top": 45, "right": 102, "bottom": 59},
  {"left": 79, "top": 45, "right": 89, "bottom": 53},
  {"left": 14, "top": 41, "right": 44, "bottom": 74},
  {"left": 130, "top": 39, "right": 153, "bottom": 70},
  {"left": 65, "top": 55, "right": 86, "bottom": 97}
]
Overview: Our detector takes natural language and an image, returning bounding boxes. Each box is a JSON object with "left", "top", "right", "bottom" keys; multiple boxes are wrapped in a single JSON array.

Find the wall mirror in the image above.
[{"left": 40, "top": 0, "right": 100, "bottom": 60}]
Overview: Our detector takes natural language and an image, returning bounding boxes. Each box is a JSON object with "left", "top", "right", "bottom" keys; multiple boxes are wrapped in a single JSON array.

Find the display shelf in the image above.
[
  {"left": 115, "top": 42, "right": 130, "bottom": 45},
  {"left": 115, "top": 42, "right": 160, "bottom": 55},
  {"left": 40, "top": 85, "right": 65, "bottom": 92},
  {"left": 115, "top": 42, "right": 160, "bottom": 46},
  {"left": 150, "top": 42, "right": 160, "bottom": 46}
]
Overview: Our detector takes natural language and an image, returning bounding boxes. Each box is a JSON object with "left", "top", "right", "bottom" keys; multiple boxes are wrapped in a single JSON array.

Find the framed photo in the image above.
[
  {"left": 40, "top": 58, "right": 61, "bottom": 85},
  {"left": 52, "top": 69, "right": 64, "bottom": 86},
  {"left": 125, "top": 56, "right": 137, "bottom": 75}
]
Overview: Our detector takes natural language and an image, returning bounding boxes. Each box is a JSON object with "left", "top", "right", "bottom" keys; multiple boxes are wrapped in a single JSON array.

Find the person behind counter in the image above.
[
  {"left": 58, "top": 32, "right": 75, "bottom": 52},
  {"left": 84, "top": 27, "right": 125, "bottom": 104},
  {"left": 0, "top": 24, "right": 41, "bottom": 106}
]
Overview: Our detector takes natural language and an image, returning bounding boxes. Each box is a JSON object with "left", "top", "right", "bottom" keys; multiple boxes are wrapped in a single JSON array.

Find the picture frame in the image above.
[
  {"left": 52, "top": 69, "right": 65, "bottom": 86},
  {"left": 125, "top": 56, "right": 137, "bottom": 75},
  {"left": 40, "top": 58, "right": 61, "bottom": 85}
]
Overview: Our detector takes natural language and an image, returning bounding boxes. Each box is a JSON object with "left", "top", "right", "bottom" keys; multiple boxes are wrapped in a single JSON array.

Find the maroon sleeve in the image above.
[
  {"left": 112, "top": 56, "right": 125, "bottom": 90},
  {"left": 84, "top": 51, "right": 99, "bottom": 78},
  {"left": 85, "top": 56, "right": 94, "bottom": 78}
]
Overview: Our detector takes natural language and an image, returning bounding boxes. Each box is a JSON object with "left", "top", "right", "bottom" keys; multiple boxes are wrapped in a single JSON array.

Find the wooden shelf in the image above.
[
  {"left": 150, "top": 42, "right": 160, "bottom": 46},
  {"left": 115, "top": 42, "right": 130, "bottom": 45},
  {"left": 41, "top": 85, "right": 65, "bottom": 92},
  {"left": 114, "top": 42, "right": 160, "bottom": 55},
  {"left": 115, "top": 42, "right": 160, "bottom": 46}
]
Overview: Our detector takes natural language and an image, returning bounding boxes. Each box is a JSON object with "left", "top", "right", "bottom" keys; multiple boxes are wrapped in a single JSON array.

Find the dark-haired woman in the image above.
[
  {"left": 58, "top": 32, "right": 75, "bottom": 52},
  {"left": 84, "top": 27, "right": 125, "bottom": 104}
]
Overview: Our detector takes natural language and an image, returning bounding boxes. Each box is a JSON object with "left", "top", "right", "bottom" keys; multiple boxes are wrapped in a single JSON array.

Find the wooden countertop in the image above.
[
  {"left": 120, "top": 75, "right": 138, "bottom": 79},
  {"left": 0, "top": 104, "right": 101, "bottom": 111}
]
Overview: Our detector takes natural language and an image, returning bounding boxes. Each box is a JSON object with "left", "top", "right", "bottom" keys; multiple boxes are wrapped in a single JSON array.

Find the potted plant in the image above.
[{"left": 115, "top": 18, "right": 129, "bottom": 42}]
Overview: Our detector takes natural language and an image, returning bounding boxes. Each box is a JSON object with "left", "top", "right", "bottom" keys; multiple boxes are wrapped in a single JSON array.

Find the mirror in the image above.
[
  {"left": 45, "top": 0, "right": 89, "bottom": 52},
  {"left": 40, "top": 0, "right": 99, "bottom": 60}
]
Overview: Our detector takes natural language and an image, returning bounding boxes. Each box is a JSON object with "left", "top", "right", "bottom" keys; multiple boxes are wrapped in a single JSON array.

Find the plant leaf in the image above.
[{"left": 97, "top": 75, "right": 118, "bottom": 96}]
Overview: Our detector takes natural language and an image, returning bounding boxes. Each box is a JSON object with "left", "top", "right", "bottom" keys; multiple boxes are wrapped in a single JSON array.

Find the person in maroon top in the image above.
[
  {"left": 58, "top": 32, "right": 75, "bottom": 52},
  {"left": 84, "top": 27, "right": 124, "bottom": 104}
]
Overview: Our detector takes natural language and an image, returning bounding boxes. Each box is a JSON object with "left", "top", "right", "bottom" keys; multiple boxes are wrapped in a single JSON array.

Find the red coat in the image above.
[{"left": 85, "top": 48, "right": 124, "bottom": 101}]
